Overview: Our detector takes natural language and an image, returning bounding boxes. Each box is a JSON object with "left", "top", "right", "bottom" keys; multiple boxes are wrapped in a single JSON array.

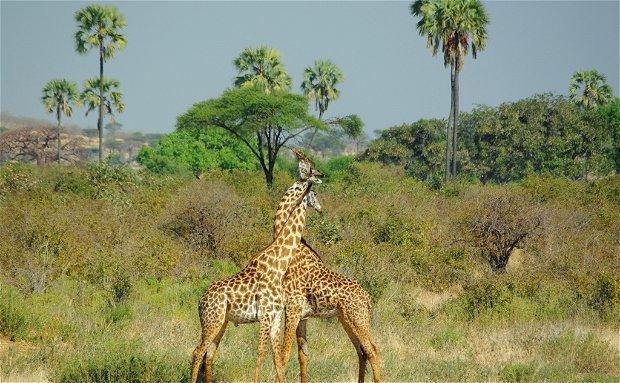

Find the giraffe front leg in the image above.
[
  {"left": 255, "top": 317, "right": 271, "bottom": 383},
  {"left": 270, "top": 310, "right": 285, "bottom": 383}
]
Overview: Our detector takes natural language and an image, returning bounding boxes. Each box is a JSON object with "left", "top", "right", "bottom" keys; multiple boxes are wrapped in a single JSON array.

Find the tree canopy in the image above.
[
  {"left": 137, "top": 128, "right": 258, "bottom": 177},
  {"left": 233, "top": 46, "right": 292, "bottom": 94},
  {"left": 176, "top": 87, "right": 325, "bottom": 186},
  {"left": 41, "top": 79, "right": 79, "bottom": 163},
  {"left": 301, "top": 60, "right": 344, "bottom": 120},
  {"left": 366, "top": 93, "right": 617, "bottom": 184}
]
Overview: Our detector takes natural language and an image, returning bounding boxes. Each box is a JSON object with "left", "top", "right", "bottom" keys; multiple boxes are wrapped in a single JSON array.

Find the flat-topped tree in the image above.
[{"left": 177, "top": 88, "right": 326, "bottom": 187}]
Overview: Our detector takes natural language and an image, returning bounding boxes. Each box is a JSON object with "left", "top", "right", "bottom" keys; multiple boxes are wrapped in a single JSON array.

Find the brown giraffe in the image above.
[
  {"left": 190, "top": 156, "right": 321, "bottom": 383},
  {"left": 276, "top": 151, "right": 381, "bottom": 383}
]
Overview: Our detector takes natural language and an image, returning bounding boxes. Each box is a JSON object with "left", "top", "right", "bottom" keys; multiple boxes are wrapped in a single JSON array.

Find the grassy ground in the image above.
[
  {"left": 1, "top": 277, "right": 618, "bottom": 382},
  {"left": 0, "top": 163, "right": 618, "bottom": 382}
]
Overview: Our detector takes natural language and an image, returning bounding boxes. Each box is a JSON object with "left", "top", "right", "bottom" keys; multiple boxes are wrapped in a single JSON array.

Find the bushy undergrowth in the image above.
[
  {"left": 0, "top": 162, "right": 618, "bottom": 381},
  {"left": 0, "top": 281, "right": 33, "bottom": 340},
  {"left": 53, "top": 340, "right": 190, "bottom": 383}
]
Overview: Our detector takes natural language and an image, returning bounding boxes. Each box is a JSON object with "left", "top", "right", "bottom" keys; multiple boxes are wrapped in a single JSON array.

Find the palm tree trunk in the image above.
[
  {"left": 56, "top": 105, "right": 62, "bottom": 164},
  {"left": 98, "top": 41, "right": 104, "bottom": 162},
  {"left": 446, "top": 64, "right": 455, "bottom": 183},
  {"left": 452, "top": 64, "right": 460, "bottom": 178}
]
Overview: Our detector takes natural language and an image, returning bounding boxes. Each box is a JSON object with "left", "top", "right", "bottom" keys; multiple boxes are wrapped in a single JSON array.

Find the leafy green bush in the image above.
[
  {"left": 587, "top": 273, "right": 620, "bottom": 321},
  {"left": 104, "top": 304, "right": 132, "bottom": 324},
  {"left": 0, "top": 281, "right": 31, "bottom": 340},
  {"left": 462, "top": 278, "right": 512, "bottom": 320},
  {"left": 0, "top": 161, "right": 36, "bottom": 195},
  {"left": 86, "top": 161, "right": 139, "bottom": 200},
  {"left": 429, "top": 326, "right": 463, "bottom": 351}
]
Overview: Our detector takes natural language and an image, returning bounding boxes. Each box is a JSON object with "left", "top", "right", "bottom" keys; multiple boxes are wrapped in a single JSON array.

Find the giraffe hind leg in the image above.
[
  {"left": 338, "top": 314, "right": 367, "bottom": 383},
  {"left": 204, "top": 319, "right": 228, "bottom": 383},
  {"left": 191, "top": 306, "right": 227, "bottom": 383},
  {"left": 296, "top": 319, "right": 309, "bottom": 383}
]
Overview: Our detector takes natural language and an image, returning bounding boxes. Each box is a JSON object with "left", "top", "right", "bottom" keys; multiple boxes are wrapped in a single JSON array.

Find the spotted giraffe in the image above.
[{"left": 190, "top": 154, "right": 321, "bottom": 383}]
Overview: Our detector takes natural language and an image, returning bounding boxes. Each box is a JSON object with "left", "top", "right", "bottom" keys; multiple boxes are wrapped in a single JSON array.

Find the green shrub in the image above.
[
  {"left": 429, "top": 326, "right": 463, "bottom": 351},
  {"left": 54, "top": 340, "right": 190, "bottom": 383},
  {"left": 104, "top": 304, "right": 132, "bottom": 324},
  {"left": 86, "top": 161, "right": 139, "bottom": 200},
  {"left": 306, "top": 215, "right": 342, "bottom": 245},
  {"left": 498, "top": 362, "right": 539, "bottom": 382},
  {"left": 541, "top": 331, "right": 620, "bottom": 375},
  {"left": 0, "top": 161, "right": 36, "bottom": 195},
  {"left": 462, "top": 278, "right": 512, "bottom": 320},
  {"left": 587, "top": 273, "right": 620, "bottom": 321},
  {"left": 0, "top": 282, "right": 31, "bottom": 340}
]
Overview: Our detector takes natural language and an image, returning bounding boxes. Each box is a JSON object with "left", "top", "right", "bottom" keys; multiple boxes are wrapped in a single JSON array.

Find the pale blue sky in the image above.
[{"left": 1, "top": 1, "right": 619, "bottom": 136}]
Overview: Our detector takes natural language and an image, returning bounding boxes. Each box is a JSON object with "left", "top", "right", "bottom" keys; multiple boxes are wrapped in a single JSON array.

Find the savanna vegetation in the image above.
[
  {"left": 0, "top": 159, "right": 618, "bottom": 382},
  {"left": 2, "top": 1, "right": 619, "bottom": 382}
]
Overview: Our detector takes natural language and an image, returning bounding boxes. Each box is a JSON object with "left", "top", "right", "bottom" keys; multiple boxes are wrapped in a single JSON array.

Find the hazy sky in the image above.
[{"left": 1, "top": 1, "right": 619, "bottom": 136}]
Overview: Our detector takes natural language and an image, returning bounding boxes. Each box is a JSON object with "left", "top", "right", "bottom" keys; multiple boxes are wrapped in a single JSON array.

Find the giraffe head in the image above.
[
  {"left": 293, "top": 149, "right": 324, "bottom": 181},
  {"left": 305, "top": 189, "right": 322, "bottom": 213}
]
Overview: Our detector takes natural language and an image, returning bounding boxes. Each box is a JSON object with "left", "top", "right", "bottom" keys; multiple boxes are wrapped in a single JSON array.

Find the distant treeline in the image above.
[{"left": 361, "top": 94, "right": 620, "bottom": 185}]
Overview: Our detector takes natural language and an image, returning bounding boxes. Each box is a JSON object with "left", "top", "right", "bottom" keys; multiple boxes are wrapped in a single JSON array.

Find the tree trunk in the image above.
[
  {"left": 56, "top": 105, "right": 62, "bottom": 164},
  {"left": 490, "top": 250, "right": 510, "bottom": 273},
  {"left": 98, "top": 41, "right": 104, "bottom": 163},
  {"left": 446, "top": 64, "right": 455, "bottom": 183},
  {"left": 452, "top": 64, "right": 460, "bottom": 178}
]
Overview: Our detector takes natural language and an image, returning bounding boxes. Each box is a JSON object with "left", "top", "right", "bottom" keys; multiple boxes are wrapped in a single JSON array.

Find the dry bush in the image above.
[
  {"left": 160, "top": 179, "right": 269, "bottom": 266},
  {"left": 457, "top": 187, "right": 543, "bottom": 272},
  {"left": 0, "top": 126, "right": 88, "bottom": 165}
]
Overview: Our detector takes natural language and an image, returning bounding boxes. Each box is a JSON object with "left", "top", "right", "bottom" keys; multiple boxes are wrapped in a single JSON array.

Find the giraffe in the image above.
[
  {"left": 190, "top": 158, "right": 321, "bottom": 383},
  {"left": 275, "top": 150, "right": 381, "bottom": 383}
]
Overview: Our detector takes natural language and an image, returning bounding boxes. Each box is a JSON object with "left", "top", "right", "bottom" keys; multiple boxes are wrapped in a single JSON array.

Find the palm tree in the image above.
[
  {"left": 74, "top": 4, "right": 126, "bottom": 162},
  {"left": 41, "top": 79, "right": 79, "bottom": 164},
  {"left": 301, "top": 59, "right": 344, "bottom": 120},
  {"left": 569, "top": 70, "right": 614, "bottom": 110},
  {"left": 233, "top": 46, "right": 292, "bottom": 94},
  {"left": 411, "top": 0, "right": 488, "bottom": 181},
  {"left": 81, "top": 77, "right": 125, "bottom": 155}
]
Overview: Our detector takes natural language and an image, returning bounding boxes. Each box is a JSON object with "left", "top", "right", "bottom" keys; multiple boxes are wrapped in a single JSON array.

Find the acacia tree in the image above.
[
  {"left": 233, "top": 46, "right": 292, "bottom": 94},
  {"left": 569, "top": 70, "right": 614, "bottom": 110},
  {"left": 74, "top": 4, "right": 126, "bottom": 162},
  {"left": 177, "top": 87, "right": 325, "bottom": 186},
  {"left": 41, "top": 79, "right": 79, "bottom": 164},
  {"left": 0, "top": 126, "right": 87, "bottom": 165},
  {"left": 411, "top": 0, "right": 488, "bottom": 182}
]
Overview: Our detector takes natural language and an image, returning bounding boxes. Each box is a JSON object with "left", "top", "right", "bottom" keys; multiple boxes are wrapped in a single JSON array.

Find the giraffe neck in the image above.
[
  {"left": 273, "top": 180, "right": 308, "bottom": 239},
  {"left": 265, "top": 180, "right": 311, "bottom": 274}
]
